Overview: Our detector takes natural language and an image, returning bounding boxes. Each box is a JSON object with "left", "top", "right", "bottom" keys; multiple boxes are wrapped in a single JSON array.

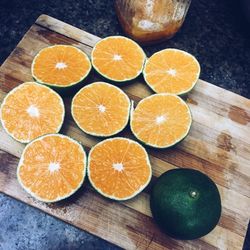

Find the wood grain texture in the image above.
[{"left": 0, "top": 14, "right": 250, "bottom": 250}]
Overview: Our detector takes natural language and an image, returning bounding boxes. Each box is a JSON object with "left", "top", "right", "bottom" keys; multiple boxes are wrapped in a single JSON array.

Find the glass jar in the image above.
[{"left": 115, "top": 0, "right": 191, "bottom": 44}]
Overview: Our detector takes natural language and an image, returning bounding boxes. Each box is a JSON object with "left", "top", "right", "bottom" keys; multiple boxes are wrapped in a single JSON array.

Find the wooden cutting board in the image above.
[{"left": 0, "top": 15, "right": 250, "bottom": 250}]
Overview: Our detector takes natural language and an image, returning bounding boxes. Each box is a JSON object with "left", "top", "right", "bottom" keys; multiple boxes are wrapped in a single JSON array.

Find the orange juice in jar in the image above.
[{"left": 115, "top": 0, "right": 191, "bottom": 44}]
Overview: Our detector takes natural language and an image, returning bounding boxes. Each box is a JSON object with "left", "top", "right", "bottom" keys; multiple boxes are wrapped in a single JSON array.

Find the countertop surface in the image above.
[{"left": 0, "top": 0, "right": 249, "bottom": 249}]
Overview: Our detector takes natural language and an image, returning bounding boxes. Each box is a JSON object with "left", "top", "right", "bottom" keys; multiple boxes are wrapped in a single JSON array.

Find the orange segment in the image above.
[
  {"left": 91, "top": 36, "right": 146, "bottom": 81},
  {"left": 32, "top": 45, "right": 91, "bottom": 87},
  {"left": 0, "top": 82, "right": 64, "bottom": 143},
  {"left": 131, "top": 94, "right": 192, "bottom": 148},
  {"left": 143, "top": 49, "right": 200, "bottom": 95},
  {"left": 88, "top": 137, "right": 152, "bottom": 200},
  {"left": 17, "top": 134, "right": 86, "bottom": 202},
  {"left": 71, "top": 82, "right": 130, "bottom": 137}
]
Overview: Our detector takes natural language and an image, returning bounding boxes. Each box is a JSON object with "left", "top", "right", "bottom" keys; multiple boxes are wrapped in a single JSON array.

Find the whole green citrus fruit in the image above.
[{"left": 150, "top": 168, "right": 221, "bottom": 240}]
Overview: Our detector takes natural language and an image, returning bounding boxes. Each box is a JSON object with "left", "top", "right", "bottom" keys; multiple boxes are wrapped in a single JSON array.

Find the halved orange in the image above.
[
  {"left": 143, "top": 49, "right": 200, "bottom": 95},
  {"left": 71, "top": 82, "right": 130, "bottom": 137},
  {"left": 88, "top": 137, "right": 152, "bottom": 200},
  {"left": 32, "top": 45, "right": 91, "bottom": 90},
  {"left": 17, "top": 134, "right": 87, "bottom": 202},
  {"left": 0, "top": 82, "right": 64, "bottom": 143},
  {"left": 91, "top": 36, "right": 146, "bottom": 82},
  {"left": 131, "top": 94, "right": 192, "bottom": 148}
]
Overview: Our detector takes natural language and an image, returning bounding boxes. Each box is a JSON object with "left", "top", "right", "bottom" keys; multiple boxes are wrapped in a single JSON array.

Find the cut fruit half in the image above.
[
  {"left": 91, "top": 36, "right": 146, "bottom": 82},
  {"left": 32, "top": 45, "right": 91, "bottom": 91},
  {"left": 0, "top": 82, "right": 65, "bottom": 143},
  {"left": 17, "top": 134, "right": 87, "bottom": 202},
  {"left": 143, "top": 49, "right": 200, "bottom": 95},
  {"left": 88, "top": 137, "right": 152, "bottom": 200},
  {"left": 71, "top": 82, "right": 130, "bottom": 137},
  {"left": 131, "top": 94, "right": 192, "bottom": 148}
]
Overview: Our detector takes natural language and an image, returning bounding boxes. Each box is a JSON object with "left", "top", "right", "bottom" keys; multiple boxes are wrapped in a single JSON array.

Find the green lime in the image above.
[{"left": 150, "top": 168, "right": 221, "bottom": 240}]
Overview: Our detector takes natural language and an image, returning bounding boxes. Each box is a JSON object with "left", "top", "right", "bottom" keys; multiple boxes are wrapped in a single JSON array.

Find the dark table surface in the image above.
[{"left": 0, "top": 0, "right": 249, "bottom": 249}]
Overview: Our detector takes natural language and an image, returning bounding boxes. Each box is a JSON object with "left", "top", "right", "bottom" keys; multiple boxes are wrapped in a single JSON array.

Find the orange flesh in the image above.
[
  {"left": 88, "top": 138, "right": 151, "bottom": 200},
  {"left": 131, "top": 94, "right": 191, "bottom": 148},
  {"left": 72, "top": 82, "right": 130, "bottom": 136},
  {"left": 92, "top": 37, "right": 145, "bottom": 81},
  {"left": 144, "top": 49, "right": 200, "bottom": 94},
  {"left": 18, "top": 135, "right": 86, "bottom": 201},
  {"left": 32, "top": 45, "right": 91, "bottom": 86},
  {"left": 0, "top": 82, "right": 64, "bottom": 142}
]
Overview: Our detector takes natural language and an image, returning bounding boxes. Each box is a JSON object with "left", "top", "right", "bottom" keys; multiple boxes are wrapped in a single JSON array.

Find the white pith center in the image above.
[
  {"left": 113, "top": 163, "right": 124, "bottom": 172},
  {"left": 98, "top": 104, "right": 106, "bottom": 113},
  {"left": 166, "top": 68, "right": 177, "bottom": 76},
  {"left": 156, "top": 115, "right": 166, "bottom": 124},
  {"left": 48, "top": 162, "right": 60, "bottom": 173},
  {"left": 55, "top": 62, "right": 67, "bottom": 69},
  {"left": 27, "top": 105, "right": 40, "bottom": 118},
  {"left": 113, "top": 54, "right": 122, "bottom": 61}
]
